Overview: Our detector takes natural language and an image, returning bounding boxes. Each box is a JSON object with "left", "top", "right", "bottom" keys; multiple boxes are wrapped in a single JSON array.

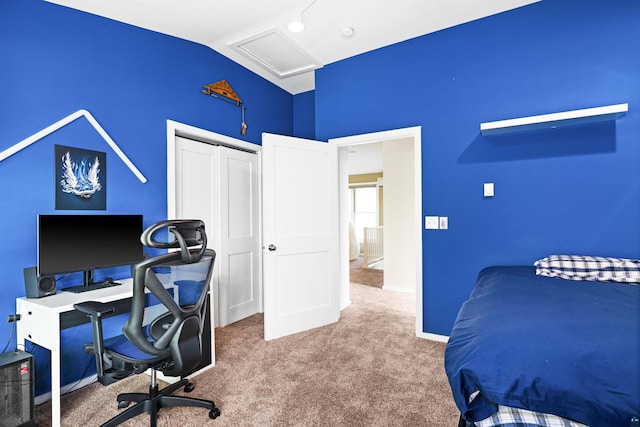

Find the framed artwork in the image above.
[{"left": 55, "top": 145, "right": 106, "bottom": 210}]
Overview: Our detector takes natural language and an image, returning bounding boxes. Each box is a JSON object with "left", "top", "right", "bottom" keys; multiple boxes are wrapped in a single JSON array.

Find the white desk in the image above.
[{"left": 16, "top": 278, "right": 215, "bottom": 427}]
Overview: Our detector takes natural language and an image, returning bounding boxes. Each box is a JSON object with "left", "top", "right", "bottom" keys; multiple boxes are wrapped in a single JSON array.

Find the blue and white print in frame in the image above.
[{"left": 55, "top": 145, "right": 106, "bottom": 210}]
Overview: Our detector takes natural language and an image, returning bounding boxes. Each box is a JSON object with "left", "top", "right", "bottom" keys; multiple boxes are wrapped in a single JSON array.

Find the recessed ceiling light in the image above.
[
  {"left": 286, "top": 0, "right": 317, "bottom": 33},
  {"left": 287, "top": 20, "right": 305, "bottom": 33},
  {"left": 339, "top": 27, "right": 355, "bottom": 38}
]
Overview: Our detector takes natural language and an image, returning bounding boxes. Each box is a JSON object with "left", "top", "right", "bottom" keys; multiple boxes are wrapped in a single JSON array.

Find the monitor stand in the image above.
[{"left": 62, "top": 270, "right": 121, "bottom": 293}]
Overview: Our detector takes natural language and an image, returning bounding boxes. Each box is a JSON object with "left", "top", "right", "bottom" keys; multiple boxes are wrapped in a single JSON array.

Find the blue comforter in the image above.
[{"left": 445, "top": 266, "right": 640, "bottom": 426}]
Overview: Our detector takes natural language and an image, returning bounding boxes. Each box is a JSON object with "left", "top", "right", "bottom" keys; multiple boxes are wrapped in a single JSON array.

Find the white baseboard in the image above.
[
  {"left": 417, "top": 331, "right": 449, "bottom": 343},
  {"left": 381, "top": 285, "right": 415, "bottom": 294}
]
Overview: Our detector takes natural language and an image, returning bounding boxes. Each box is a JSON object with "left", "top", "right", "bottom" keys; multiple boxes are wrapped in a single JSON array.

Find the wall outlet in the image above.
[
  {"left": 439, "top": 216, "right": 448, "bottom": 230},
  {"left": 425, "top": 216, "right": 439, "bottom": 230}
]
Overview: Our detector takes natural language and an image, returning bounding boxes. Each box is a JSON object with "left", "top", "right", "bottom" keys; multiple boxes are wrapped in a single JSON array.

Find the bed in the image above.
[{"left": 444, "top": 257, "right": 640, "bottom": 427}]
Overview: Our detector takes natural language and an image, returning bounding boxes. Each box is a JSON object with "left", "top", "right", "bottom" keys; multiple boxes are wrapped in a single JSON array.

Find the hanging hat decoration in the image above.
[
  {"left": 201, "top": 80, "right": 248, "bottom": 136},
  {"left": 241, "top": 106, "right": 248, "bottom": 136}
]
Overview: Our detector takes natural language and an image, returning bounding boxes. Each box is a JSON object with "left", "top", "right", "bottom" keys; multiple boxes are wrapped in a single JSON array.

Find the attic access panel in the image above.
[{"left": 229, "top": 27, "right": 322, "bottom": 79}]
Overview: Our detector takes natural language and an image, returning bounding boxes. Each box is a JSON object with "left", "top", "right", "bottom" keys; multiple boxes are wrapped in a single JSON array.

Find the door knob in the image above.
[{"left": 268, "top": 244, "right": 277, "bottom": 251}]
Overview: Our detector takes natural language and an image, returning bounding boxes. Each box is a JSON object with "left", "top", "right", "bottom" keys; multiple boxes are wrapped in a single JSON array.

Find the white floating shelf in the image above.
[{"left": 480, "top": 103, "right": 628, "bottom": 136}]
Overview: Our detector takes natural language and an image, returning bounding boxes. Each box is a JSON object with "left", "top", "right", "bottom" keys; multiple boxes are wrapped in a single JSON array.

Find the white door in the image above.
[
  {"left": 174, "top": 136, "right": 217, "bottom": 247},
  {"left": 218, "top": 146, "right": 260, "bottom": 325},
  {"left": 174, "top": 136, "right": 260, "bottom": 327},
  {"left": 262, "top": 133, "right": 340, "bottom": 340}
]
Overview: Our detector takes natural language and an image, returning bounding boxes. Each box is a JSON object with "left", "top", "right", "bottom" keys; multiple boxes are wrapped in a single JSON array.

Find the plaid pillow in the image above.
[{"left": 535, "top": 254, "right": 640, "bottom": 284}]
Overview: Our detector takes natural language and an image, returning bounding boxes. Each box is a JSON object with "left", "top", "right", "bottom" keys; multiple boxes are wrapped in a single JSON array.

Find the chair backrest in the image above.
[{"left": 123, "top": 220, "right": 216, "bottom": 376}]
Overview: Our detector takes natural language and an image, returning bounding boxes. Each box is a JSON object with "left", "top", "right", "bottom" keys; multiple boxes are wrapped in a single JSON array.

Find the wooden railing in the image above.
[{"left": 363, "top": 226, "right": 383, "bottom": 268}]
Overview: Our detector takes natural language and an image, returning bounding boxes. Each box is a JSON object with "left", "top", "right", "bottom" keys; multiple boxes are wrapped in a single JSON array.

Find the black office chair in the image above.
[{"left": 74, "top": 219, "right": 221, "bottom": 427}]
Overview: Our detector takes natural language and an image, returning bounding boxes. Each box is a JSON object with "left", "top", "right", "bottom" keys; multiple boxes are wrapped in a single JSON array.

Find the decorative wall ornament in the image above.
[
  {"left": 201, "top": 80, "right": 248, "bottom": 136},
  {"left": 0, "top": 109, "right": 147, "bottom": 183},
  {"left": 241, "top": 105, "right": 248, "bottom": 136},
  {"left": 55, "top": 145, "right": 106, "bottom": 210}
]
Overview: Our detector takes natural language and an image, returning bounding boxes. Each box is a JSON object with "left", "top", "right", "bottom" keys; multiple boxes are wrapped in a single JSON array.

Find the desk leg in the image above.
[
  {"left": 16, "top": 299, "right": 62, "bottom": 426},
  {"left": 51, "top": 316, "right": 61, "bottom": 427}
]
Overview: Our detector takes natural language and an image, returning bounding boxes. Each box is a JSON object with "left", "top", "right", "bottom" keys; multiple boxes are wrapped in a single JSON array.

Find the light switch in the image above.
[
  {"left": 484, "top": 182, "right": 494, "bottom": 197},
  {"left": 439, "top": 216, "right": 448, "bottom": 230},
  {"left": 425, "top": 216, "right": 439, "bottom": 230}
]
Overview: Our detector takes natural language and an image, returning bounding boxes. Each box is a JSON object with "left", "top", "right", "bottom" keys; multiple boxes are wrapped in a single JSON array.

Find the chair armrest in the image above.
[
  {"left": 73, "top": 301, "right": 116, "bottom": 382},
  {"left": 74, "top": 301, "right": 115, "bottom": 318}
]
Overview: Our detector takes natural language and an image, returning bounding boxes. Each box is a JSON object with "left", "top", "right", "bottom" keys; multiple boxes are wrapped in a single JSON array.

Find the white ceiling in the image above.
[{"left": 45, "top": 0, "right": 538, "bottom": 94}]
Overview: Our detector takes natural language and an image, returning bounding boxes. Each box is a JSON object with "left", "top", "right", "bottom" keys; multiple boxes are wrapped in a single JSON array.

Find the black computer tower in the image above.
[{"left": 0, "top": 350, "right": 35, "bottom": 427}]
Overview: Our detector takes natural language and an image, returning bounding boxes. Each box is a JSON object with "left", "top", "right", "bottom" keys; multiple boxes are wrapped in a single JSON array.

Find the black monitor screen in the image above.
[{"left": 37, "top": 214, "right": 144, "bottom": 277}]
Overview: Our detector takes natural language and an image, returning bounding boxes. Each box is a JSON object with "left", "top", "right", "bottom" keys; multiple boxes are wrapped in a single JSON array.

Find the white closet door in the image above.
[
  {"left": 174, "top": 136, "right": 218, "bottom": 248},
  {"left": 219, "top": 146, "right": 260, "bottom": 325},
  {"left": 174, "top": 136, "right": 259, "bottom": 327}
]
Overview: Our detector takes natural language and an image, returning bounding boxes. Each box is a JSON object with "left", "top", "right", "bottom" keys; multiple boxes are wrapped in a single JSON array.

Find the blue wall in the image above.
[
  {"left": 315, "top": 0, "right": 640, "bottom": 335},
  {"left": 0, "top": 0, "right": 292, "bottom": 393},
  {"left": 293, "top": 90, "right": 316, "bottom": 139}
]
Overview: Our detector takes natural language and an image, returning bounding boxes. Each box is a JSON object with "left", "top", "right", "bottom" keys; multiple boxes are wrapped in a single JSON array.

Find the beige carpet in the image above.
[
  {"left": 349, "top": 256, "right": 384, "bottom": 288},
  {"left": 36, "top": 283, "right": 459, "bottom": 426}
]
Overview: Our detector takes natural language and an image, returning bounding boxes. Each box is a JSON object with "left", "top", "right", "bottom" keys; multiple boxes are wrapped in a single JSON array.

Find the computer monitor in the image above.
[{"left": 37, "top": 214, "right": 144, "bottom": 291}]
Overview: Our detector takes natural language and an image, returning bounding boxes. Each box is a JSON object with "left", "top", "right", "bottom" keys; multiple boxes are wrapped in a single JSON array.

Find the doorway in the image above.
[{"left": 330, "top": 127, "right": 423, "bottom": 337}]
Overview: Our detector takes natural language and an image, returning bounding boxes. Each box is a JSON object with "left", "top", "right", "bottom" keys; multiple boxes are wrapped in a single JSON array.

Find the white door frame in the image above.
[{"left": 330, "top": 126, "right": 434, "bottom": 340}]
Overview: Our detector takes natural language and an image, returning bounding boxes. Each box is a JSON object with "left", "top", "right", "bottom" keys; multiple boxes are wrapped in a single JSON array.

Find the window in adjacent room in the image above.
[{"left": 349, "top": 185, "right": 378, "bottom": 244}]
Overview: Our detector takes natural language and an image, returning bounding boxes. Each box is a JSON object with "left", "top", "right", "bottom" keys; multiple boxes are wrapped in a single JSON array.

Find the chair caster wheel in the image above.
[
  {"left": 209, "top": 408, "right": 221, "bottom": 419},
  {"left": 184, "top": 383, "right": 195, "bottom": 393},
  {"left": 117, "top": 401, "right": 130, "bottom": 409}
]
